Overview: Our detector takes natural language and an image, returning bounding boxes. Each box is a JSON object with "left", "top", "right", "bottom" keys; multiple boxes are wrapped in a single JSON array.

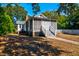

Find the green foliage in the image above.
[
  {"left": 57, "top": 15, "right": 69, "bottom": 29},
  {"left": 5, "top": 3, "right": 27, "bottom": 20},
  {"left": 57, "top": 12, "right": 79, "bottom": 29},
  {"left": 0, "top": 7, "right": 5, "bottom": 15},
  {"left": 67, "top": 10, "right": 79, "bottom": 29},
  {"left": 0, "top": 3, "right": 27, "bottom": 35},
  {"left": 0, "top": 13, "right": 15, "bottom": 35},
  {"left": 57, "top": 3, "right": 79, "bottom": 15},
  {"left": 57, "top": 3, "right": 79, "bottom": 29},
  {"left": 32, "top": 3, "right": 40, "bottom": 15},
  {"left": 42, "top": 11, "right": 58, "bottom": 20}
]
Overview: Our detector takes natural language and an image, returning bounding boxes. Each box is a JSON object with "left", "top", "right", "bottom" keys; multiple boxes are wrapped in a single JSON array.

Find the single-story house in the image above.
[{"left": 16, "top": 14, "right": 57, "bottom": 37}]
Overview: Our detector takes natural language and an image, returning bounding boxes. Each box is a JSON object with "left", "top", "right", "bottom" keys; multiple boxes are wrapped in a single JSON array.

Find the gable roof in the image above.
[
  {"left": 26, "top": 14, "right": 57, "bottom": 22},
  {"left": 33, "top": 14, "right": 57, "bottom": 22}
]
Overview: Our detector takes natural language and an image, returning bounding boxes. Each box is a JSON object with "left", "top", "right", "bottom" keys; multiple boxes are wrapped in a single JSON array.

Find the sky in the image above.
[{"left": 20, "top": 3, "right": 59, "bottom": 16}]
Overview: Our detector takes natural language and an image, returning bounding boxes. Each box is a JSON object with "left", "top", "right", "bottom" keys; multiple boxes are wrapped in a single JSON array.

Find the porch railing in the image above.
[
  {"left": 41, "top": 26, "right": 47, "bottom": 36},
  {"left": 41, "top": 25, "right": 55, "bottom": 37},
  {"left": 49, "top": 25, "right": 55, "bottom": 35}
]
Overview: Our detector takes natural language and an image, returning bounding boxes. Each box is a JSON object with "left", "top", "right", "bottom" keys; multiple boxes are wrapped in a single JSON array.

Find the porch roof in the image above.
[{"left": 16, "top": 20, "right": 26, "bottom": 24}]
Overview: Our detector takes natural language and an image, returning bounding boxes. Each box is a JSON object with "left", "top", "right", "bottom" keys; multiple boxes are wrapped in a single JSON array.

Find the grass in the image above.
[{"left": 0, "top": 35, "right": 79, "bottom": 56}]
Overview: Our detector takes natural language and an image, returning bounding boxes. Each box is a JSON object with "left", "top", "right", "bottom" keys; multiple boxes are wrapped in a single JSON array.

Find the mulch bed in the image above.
[{"left": 0, "top": 35, "right": 79, "bottom": 56}]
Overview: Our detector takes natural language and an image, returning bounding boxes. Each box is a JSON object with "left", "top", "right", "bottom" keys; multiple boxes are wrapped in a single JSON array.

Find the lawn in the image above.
[
  {"left": 56, "top": 32, "right": 79, "bottom": 42},
  {"left": 0, "top": 35, "right": 79, "bottom": 56}
]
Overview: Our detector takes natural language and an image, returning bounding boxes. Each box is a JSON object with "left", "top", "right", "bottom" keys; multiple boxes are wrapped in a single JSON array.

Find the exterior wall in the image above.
[
  {"left": 51, "top": 22, "right": 57, "bottom": 30},
  {"left": 41, "top": 21, "right": 57, "bottom": 30},
  {"left": 26, "top": 21, "right": 28, "bottom": 32},
  {"left": 24, "top": 23, "right": 26, "bottom": 31},
  {"left": 33, "top": 20, "right": 42, "bottom": 32},
  {"left": 17, "top": 24, "right": 20, "bottom": 32},
  {"left": 28, "top": 20, "right": 32, "bottom": 32},
  {"left": 17, "top": 24, "right": 26, "bottom": 32},
  {"left": 57, "top": 29, "right": 79, "bottom": 35},
  {"left": 28, "top": 20, "right": 30, "bottom": 32},
  {"left": 27, "top": 19, "right": 33, "bottom": 36},
  {"left": 33, "top": 20, "right": 57, "bottom": 32},
  {"left": 50, "top": 22, "right": 57, "bottom": 36},
  {"left": 17, "top": 24, "right": 22, "bottom": 32},
  {"left": 42, "top": 21, "right": 51, "bottom": 30},
  {"left": 33, "top": 20, "right": 57, "bottom": 36}
]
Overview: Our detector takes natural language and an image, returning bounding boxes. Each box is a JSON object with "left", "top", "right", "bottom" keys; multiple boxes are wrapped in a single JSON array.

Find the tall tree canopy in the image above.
[
  {"left": 57, "top": 3, "right": 79, "bottom": 15},
  {"left": 57, "top": 3, "right": 79, "bottom": 29},
  {"left": 0, "top": 4, "right": 15, "bottom": 35},
  {"left": 42, "top": 11, "right": 58, "bottom": 20},
  {"left": 0, "top": 3, "right": 28, "bottom": 35},
  {"left": 32, "top": 3, "right": 40, "bottom": 16},
  {"left": 5, "top": 3, "right": 27, "bottom": 21}
]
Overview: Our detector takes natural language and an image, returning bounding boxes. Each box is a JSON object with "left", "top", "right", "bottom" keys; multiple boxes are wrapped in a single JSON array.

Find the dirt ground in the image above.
[
  {"left": 0, "top": 35, "right": 79, "bottom": 56},
  {"left": 56, "top": 32, "right": 79, "bottom": 42}
]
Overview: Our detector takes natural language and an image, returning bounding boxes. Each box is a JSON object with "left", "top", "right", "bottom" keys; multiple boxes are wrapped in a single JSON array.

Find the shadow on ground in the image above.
[{"left": 0, "top": 35, "right": 71, "bottom": 56}]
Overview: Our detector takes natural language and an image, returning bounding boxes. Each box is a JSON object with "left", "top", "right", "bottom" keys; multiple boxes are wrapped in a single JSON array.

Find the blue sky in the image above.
[{"left": 20, "top": 3, "right": 59, "bottom": 16}]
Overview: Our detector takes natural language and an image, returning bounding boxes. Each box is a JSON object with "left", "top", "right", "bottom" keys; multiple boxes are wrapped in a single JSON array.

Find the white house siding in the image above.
[
  {"left": 41, "top": 21, "right": 57, "bottom": 37},
  {"left": 57, "top": 30, "right": 79, "bottom": 35},
  {"left": 16, "top": 20, "right": 26, "bottom": 32},
  {"left": 33, "top": 20, "right": 57, "bottom": 36},
  {"left": 24, "top": 24, "right": 26, "bottom": 31},
  {"left": 28, "top": 20, "right": 30, "bottom": 32},
  {"left": 51, "top": 22, "right": 57, "bottom": 36},
  {"left": 28, "top": 20, "right": 33, "bottom": 32},
  {"left": 33, "top": 20, "right": 56, "bottom": 32},
  {"left": 17, "top": 24, "right": 21, "bottom": 32},
  {"left": 41, "top": 21, "right": 57, "bottom": 31},
  {"left": 33, "top": 20, "right": 42, "bottom": 32},
  {"left": 17, "top": 24, "right": 26, "bottom": 32},
  {"left": 42, "top": 21, "right": 51, "bottom": 30}
]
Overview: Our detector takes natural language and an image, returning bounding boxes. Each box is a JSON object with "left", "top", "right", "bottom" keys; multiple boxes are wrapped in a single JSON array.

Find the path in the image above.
[{"left": 48, "top": 37, "right": 79, "bottom": 45}]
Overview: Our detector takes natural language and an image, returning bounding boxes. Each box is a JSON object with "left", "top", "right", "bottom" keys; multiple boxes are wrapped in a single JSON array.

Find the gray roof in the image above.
[
  {"left": 34, "top": 15, "right": 48, "bottom": 19},
  {"left": 33, "top": 16, "right": 56, "bottom": 22},
  {"left": 16, "top": 21, "right": 26, "bottom": 24}
]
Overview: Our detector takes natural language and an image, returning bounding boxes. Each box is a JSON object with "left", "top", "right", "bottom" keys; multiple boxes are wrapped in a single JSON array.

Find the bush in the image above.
[{"left": 0, "top": 13, "right": 15, "bottom": 35}]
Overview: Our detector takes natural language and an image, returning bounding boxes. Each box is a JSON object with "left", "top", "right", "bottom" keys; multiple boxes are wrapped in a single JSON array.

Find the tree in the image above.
[
  {"left": 0, "top": 12, "right": 15, "bottom": 35},
  {"left": 57, "top": 3, "right": 79, "bottom": 15},
  {"left": 57, "top": 3, "right": 79, "bottom": 29},
  {"left": 67, "top": 9, "right": 79, "bottom": 29},
  {"left": 0, "top": 4, "right": 15, "bottom": 35},
  {"left": 6, "top": 3, "right": 27, "bottom": 21},
  {"left": 32, "top": 3, "right": 40, "bottom": 16},
  {"left": 42, "top": 11, "right": 58, "bottom": 20},
  {"left": 57, "top": 15, "right": 69, "bottom": 29}
]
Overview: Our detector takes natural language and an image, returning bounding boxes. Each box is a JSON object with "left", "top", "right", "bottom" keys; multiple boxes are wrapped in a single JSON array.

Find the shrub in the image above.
[{"left": 0, "top": 13, "right": 15, "bottom": 35}]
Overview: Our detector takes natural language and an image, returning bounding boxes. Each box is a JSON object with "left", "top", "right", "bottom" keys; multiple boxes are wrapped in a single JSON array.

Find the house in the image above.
[
  {"left": 16, "top": 20, "right": 26, "bottom": 34},
  {"left": 16, "top": 14, "right": 57, "bottom": 37}
]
